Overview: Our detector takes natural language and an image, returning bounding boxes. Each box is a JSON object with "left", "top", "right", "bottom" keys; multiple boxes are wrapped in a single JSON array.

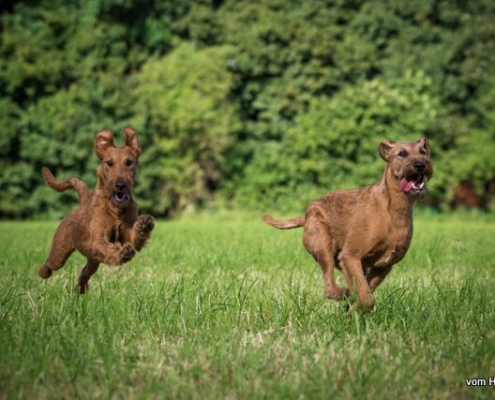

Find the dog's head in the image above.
[
  {"left": 95, "top": 126, "right": 142, "bottom": 208},
  {"left": 379, "top": 138, "right": 433, "bottom": 198}
]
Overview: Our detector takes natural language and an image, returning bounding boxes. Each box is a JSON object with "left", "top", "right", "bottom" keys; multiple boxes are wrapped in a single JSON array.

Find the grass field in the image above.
[{"left": 1, "top": 211, "right": 495, "bottom": 399}]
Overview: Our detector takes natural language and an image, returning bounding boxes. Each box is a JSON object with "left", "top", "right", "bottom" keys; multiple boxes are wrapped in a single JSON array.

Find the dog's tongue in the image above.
[{"left": 401, "top": 178, "right": 415, "bottom": 193}]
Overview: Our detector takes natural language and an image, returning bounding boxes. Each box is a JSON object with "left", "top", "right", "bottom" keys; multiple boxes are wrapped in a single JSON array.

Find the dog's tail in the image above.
[
  {"left": 42, "top": 167, "right": 90, "bottom": 205},
  {"left": 262, "top": 214, "right": 304, "bottom": 229}
]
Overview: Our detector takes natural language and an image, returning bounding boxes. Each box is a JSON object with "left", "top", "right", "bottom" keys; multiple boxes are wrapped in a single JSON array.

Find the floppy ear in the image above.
[
  {"left": 123, "top": 126, "right": 142, "bottom": 156},
  {"left": 420, "top": 137, "right": 431, "bottom": 156},
  {"left": 95, "top": 130, "right": 115, "bottom": 160},
  {"left": 379, "top": 140, "right": 395, "bottom": 161}
]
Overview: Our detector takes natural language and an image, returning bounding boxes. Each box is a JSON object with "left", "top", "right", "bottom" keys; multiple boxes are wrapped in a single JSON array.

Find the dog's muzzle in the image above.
[
  {"left": 400, "top": 161, "right": 432, "bottom": 196},
  {"left": 112, "top": 191, "right": 132, "bottom": 205},
  {"left": 401, "top": 175, "right": 426, "bottom": 195},
  {"left": 111, "top": 179, "right": 132, "bottom": 205}
]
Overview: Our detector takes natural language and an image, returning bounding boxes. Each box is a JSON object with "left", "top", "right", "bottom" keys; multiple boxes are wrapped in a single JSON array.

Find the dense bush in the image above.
[
  {"left": 237, "top": 71, "right": 441, "bottom": 211},
  {"left": 131, "top": 43, "right": 240, "bottom": 215},
  {"left": 1, "top": 0, "right": 495, "bottom": 218}
]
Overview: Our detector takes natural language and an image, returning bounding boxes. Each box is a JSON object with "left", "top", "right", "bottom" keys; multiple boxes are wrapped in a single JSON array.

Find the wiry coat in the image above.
[
  {"left": 38, "top": 127, "right": 154, "bottom": 293},
  {"left": 263, "top": 138, "right": 433, "bottom": 311}
]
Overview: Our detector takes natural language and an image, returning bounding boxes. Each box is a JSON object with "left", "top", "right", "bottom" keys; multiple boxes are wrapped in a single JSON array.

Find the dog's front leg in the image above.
[
  {"left": 130, "top": 214, "right": 154, "bottom": 251},
  {"left": 339, "top": 253, "right": 376, "bottom": 311},
  {"left": 366, "top": 265, "right": 393, "bottom": 292},
  {"left": 89, "top": 240, "right": 136, "bottom": 266}
]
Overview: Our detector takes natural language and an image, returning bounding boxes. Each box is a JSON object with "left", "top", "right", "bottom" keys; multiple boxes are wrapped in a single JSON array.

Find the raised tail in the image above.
[
  {"left": 262, "top": 214, "right": 304, "bottom": 229},
  {"left": 42, "top": 167, "right": 90, "bottom": 205}
]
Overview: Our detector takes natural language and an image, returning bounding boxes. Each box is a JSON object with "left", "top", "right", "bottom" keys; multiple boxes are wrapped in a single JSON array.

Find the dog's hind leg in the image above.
[
  {"left": 38, "top": 221, "right": 75, "bottom": 279},
  {"left": 316, "top": 249, "right": 347, "bottom": 300},
  {"left": 338, "top": 252, "right": 376, "bottom": 311},
  {"left": 303, "top": 208, "right": 347, "bottom": 300},
  {"left": 76, "top": 259, "right": 100, "bottom": 294}
]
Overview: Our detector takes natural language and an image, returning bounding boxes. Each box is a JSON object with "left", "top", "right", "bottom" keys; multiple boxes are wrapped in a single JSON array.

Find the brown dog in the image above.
[
  {"left": 38, "top": 127, "right": 154, "bottom": 293},
  {"left": 263, "top": 138, "right": 433, "bottom": 311}
]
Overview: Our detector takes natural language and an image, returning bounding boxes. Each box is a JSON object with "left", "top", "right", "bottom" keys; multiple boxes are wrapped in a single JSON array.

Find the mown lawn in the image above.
[{"left": 1, "top": 211, "right": 494, "bottom": 399}]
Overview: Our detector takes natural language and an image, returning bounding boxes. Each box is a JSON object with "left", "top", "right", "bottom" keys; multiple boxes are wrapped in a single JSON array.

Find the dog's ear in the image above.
[
  {"left": 123, "top": 126, "right": 142, "bottom": 156},
  {"left": 419, "top": 137, "right": 431, "bottom": 156},
  {"left": 95, "top": 130, "right": 115, "bottom": 160},
  {"left": 379, "top": 140, "right": 395, "bottom": 161}
]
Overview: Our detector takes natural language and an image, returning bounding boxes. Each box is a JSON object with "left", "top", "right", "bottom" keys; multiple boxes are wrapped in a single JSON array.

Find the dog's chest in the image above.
[
  {"left": 372, "top": 247, "right": 405, "bottom": 267},
  {"left": 109, "top": 220, "right": 126, "bottom": 243},
  {"left": 367, "top": 228, "right": 412, "bottom": 267}
]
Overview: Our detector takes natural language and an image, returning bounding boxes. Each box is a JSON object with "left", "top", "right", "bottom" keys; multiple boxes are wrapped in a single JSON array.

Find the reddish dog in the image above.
[
  {"left": 38, "top": 127, "right": 154, "bottom": 293},
  {"left": 263, "top": 139, "right": 433, "bottom": 311}
]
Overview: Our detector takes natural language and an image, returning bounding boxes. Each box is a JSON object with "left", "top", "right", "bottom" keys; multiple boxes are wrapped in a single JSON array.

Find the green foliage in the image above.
[
  {"left": 131, "top": 43, "right": 241, "bottom": 214},
  {"left": 1, "top": 0, "right": 495, "bottom": 218},
  {"left": 0, "top": 0, "right": 188, "bottom": 218},
  {"left": 238, "top": 71, "right": 441, "bottom": 211}
]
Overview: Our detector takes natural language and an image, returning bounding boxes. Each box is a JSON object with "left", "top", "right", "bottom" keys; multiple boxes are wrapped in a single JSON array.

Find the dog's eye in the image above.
[
  {"left": 398, "top": 150, "right": 408, "bottom": 157},
  {"left": 105, "top": 160, "right": 114, "bottom": 167},
  {"left": 125, "top": 159, "right": 134, "bottom": 167},
  {"left": 419, "top": 148, "right": 427, "bottom": 155}
]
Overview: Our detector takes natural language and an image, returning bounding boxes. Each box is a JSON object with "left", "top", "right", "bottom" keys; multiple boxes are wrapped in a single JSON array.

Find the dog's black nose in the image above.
[
  {"left": 414, "top": 162, "right": 426, "bottom": 172},
  {"left": 115, "top": 180, "right": 126, "bottom": 191}
]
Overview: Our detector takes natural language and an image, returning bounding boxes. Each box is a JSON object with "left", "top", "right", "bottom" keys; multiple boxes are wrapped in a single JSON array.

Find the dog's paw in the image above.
[
  {"left": 326, "top": 286, "right": 348, "bottom": 301},
  {"left": 38, "top": 265, "right": 53, "bottom": 279},
  {"left": 76, "top": 283, "right": 89, "bottom": 294},
  {"left": 121, "top": 244, "right": 136, "bottom": 263},
  {"left": 137, "top": 214, "right": 154, "bottom": 236}
]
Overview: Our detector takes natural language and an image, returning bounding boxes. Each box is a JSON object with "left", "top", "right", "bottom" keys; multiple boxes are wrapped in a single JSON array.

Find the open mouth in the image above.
[
  {"left": 401, "top": 174, "right": 427, "bottom": 195},
  {"left": 111, "top": 191, "right": 132, "bottom": 205}
]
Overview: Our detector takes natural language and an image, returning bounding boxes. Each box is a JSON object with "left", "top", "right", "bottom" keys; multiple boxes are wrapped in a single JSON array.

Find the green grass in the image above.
[{"left": 1, "top": 211, "right": 495, "bottom": 399}]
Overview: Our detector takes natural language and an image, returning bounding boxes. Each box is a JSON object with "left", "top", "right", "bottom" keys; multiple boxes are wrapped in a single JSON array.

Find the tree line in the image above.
[{"left": 1, "top": 0, "right": 494, "bottom": 219}]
